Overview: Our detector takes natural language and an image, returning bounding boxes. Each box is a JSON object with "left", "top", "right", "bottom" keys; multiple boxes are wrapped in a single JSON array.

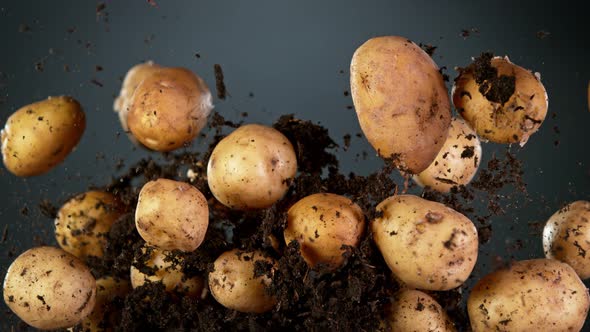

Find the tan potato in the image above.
[
  {"left": 208, "top": 249, "right": 277, "bottom": 313},
  {"left": 130, "top": 246, "right": 204, "bottom": 297},
  {"left": 284, "top": 193, "right": 365, "bottom": 269},
  {"left": 371, "top": 195, "right": 478, "bottom": 291},
  {"left": 113, "top": 61, "right": 162, "bottom": 142},
  {"left": 55, "top": 191, "right": 125, "bottom": 259},
  {"left": 468, "top": 259, "right": 590, "bottom": 332},
  {"left": 383, "top": 289, "right": 456, "bottom": 332},
  {"left": 453, "top": 55, "right": 548, "bottom": 145},
  {"left": 73, "top": 277, "right": 130, "bottom": 332},
  {"left": 135, "top": 178, "right": 208, "bottom": 252},
  {"left": 350, "top": 36, "right": 451, "bottom": 174},
  {"left": 127, "top": 67, "right": 213, "bottom": 151},
  {"left": 207, "top": 124, "right": 297, "bottom": 210},
  {"left": 543, "top": 201, "right": 590, "bottom": 279},
  {"left": 414, "top": 117, "right": 482, "bottom": 192},
  {"left": 1, "top": 96, "right": 85, "bottom": 176},
  {"left": 3, "top": 246, "right": 96, "bottom": 330}
]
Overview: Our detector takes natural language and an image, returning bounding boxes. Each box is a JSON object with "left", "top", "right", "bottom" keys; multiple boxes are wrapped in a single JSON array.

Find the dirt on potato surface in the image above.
[{"left": 26, "top": 112, "right": 526, "bottom": 332}]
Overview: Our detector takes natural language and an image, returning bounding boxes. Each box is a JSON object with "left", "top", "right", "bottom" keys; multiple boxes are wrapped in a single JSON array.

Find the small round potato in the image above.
[
  {"left": 135, "top": 178, "right": 209, "bottom": 252},
  {"left": 453, "top": 55, "right": 548, "bottom": 145},
  {"left": 414, "top": 118, "right": 482, "bottom": 192},
  {"left": 3, "top": 246, "right": 96, "bottom": 330},
  {"left": 74, "top": 277, "right": 130, "bottom": 332},
  {"left": 468, "top": 259, "right": 590, "bottom": 332},
  {"left": 130, "top": 246, "right": 204, "bottom": 297},
  {"left": 208, "top": 249, "right": 277, "bottom": 313},
  {"left": 543, "top": 201, "right": 590, "bottom": 279},
  {"left": 350, "top": 36, "right": 451, "bottom": 174},
  {"left": 384, "top": 289, "right": 456, "bottom": 332},
  {"left": 1, "top": 96, "right": 86, "bottom": 176},
  {"left": 207, "top": 124, "right": 297, "bottom": 210},
  {"left": 284, "top": 193, "right": 365, "bottom": 269},
  {"left": 113, "top": 61, "right": 162, "bottom": 142},
  {"left": 127, "top": 67, "right": 213, "bottom": 151},
  {"left": 371, "top": 195, "right": 478, "bottom": 291},
  {"left": 55, "top": 191, "right": 125, "bottom": 259}
]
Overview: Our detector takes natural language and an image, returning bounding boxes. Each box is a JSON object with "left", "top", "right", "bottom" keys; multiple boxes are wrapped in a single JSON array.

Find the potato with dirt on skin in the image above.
[
  {"left": 1, "top": 96, "right": 85, "bottom": 176},
  {"left": 135, "top": 178, "right": 209, "bottom": 252},
  {"left": 113, "top": 61, "right": 162, "bottom": 142},
  {"left": 350, "top": 36, "right": 451, "bottom": 174},
  {"left": 468, "top": 259, "right": 590, "bottom": 332},
  {"left": 208, "top": 249, "right": 277, "bottom": 313},
  {"left": 3, "top": 246, "right": 96, "bottom": 330},
  {"left": 207, "top": 124, "right": 297, "bottom": 210},
  {"left": 284, "top": 193, "right": 365, "bottom": 269},
  {"left": 130, "top": 246, "right": 204, "bottom": 297},
  {"left": 543, "top": 201, "right": 590, "bottom": 279},
  {"left": 453, "top": 54, "right": 548, "bottom": 145},
  {"left": 55, "top": 191, "right": 125, "bottom": 259},
  {"left": 371, "top": 195, "right": 478, "bottom": 291},
  {"left": 127, "top": 67, "right": 213, "bottom": 151},
  {"left": 383, "top": 289, "right": 456, "bottom": 332},
  {"left": 414, "top": 117, "right": 482, "bottom": 192},
  {"left": 72, "top": 277, "right": 130, "bottom": 332}
]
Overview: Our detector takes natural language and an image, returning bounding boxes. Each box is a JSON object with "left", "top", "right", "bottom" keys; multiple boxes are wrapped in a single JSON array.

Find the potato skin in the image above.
[
  {"left": 384, "top": 289, "right": 456, "bottom": 332},
  {"left": 543, "top": 201, "right": 590, "bottom": 279},
  {"left": 3, "top": 246, "right": 96, "bottom": 330},
  {"left": 130, "top": 246, "right": 204, "bottom": 297},
  {"left": 207, "top": 124, "right": 297, "bottom": 210},
  {"left": 414, "top": 118, "right": 482, "bottom": 192},
  {"left": 1, "top": 96, "right": 85, "bottom": 176},
  {"left": 284, "top": 193, "right": 365, "bottom": 269},
  {"left": 453, "top": 56, "right": 548, "bottom": 145},
  {"left": 208, "top": 249, "right": 277, "bottom": 313},
  {"left": 55, "top": 191, "right": 125, "bottom": 259},
  {"left": 113, "top": 61, "right": 161, "bottom": 142},
  {"left": 135, "top": 178, "right": 209, "bottom": 252},
  {"left": 127, "top": 67, "right": 212, "bottom": 151},
  {"left": 350, "top": 36, "right": 451, "bottom": 173},
  {"left": 74, "top": 277, "right": 130, "bottom": 332},
  {"left": 371, "top": 195, "right": 478, "bottom": 290},
  {"left": 468, "top": 259, "right": 590, "bottom": 332}
]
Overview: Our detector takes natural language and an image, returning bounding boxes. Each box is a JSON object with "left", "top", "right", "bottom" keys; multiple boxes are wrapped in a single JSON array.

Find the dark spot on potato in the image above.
[
  {"left": 461, "top": 146, "right": 475, "bottom": 159},
  {"left": 20, "top": 268, "right": 27, "bottom": 276},
  {"left": 425, "top": 212, "right": 443, "bottom": 223},
  {"left": 75, "top": 290, "right": 94, "bottom": 314},
  {"left": 415, "top": 301, "right": 425, "bottom": 311}
]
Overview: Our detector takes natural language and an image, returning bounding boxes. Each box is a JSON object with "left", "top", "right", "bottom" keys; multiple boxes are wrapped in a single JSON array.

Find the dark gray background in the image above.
[{"left": 1, "top": 0, "right": 588, "bottom": 330}]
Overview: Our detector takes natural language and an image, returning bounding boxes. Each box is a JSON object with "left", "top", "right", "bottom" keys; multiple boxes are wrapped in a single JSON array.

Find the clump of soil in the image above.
[{"left": 466, "top": 52, "right": 515, "bottom": 105}]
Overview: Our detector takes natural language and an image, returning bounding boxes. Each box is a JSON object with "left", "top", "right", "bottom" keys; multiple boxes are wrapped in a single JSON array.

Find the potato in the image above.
[
  {"left": 1, "top": 96, "right": 86, "bottom": 176},
  {"left": 208, "top": 249, "right": 277, "bottom": 313},
  {"left": 113, "top": 61, "right": 162, "bottom": 142},
  {"left": 371, "top": 195, "right": 478, "bottom": 290},
  {"left": 3, "top": 246, "right": 96, "bottom": 330},
  {"left": 55, "top": 191, "right": 125, "bottom": 259},
  {"left": 284, "top": 193, "right": 365, "bottom": 269},
  {"left": 453, "top": 54, "right": 548, "bottom": 145},
  {"left": 135, "top": 178, "right": 208, "bottom": 252},
  {"left": 350, "top": 36, "right": 451, "bottom": 174},
  {"left": 207, "top": 124, "right": 297, "bottom": 210},
  {"left": 127, "top": 67, "right": 213, "bottom": 151},
  {"left": 414, "top": 117, "right": 482, "bottom": 192},
  {"left": 73, "top": 277, "right": 130, "bottom": 332},
  {"left": 543, "top": 201, "right": 590, "bottom": 279},
  {"left": 383, "top": 289, "right": 456, "bottom": 332},
  {"left": 468, "top": 259, "right": 590, "bottom": 332},
  {"left": 130, "top": 246, "right": 204, "bottom": 297}
]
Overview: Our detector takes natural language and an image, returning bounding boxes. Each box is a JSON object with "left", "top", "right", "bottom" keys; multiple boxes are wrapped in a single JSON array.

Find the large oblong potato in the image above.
[
  {"left": 127, "top": 67, "right": 213, "bottom": 151},
  {"left": 371, "top": 195, "right": 478, "bottom": 290},
  {"left": 1, "top": 96, "right": 85, "bottom": 176},
  {"left": 453, "top": 55, "right": 548, "bottom": 145},
  {"left": 383, "top": 289, "right": 456, "bottom": 332},
  {"left": 350, "top": 36, "right": 451, "bottom": 174},
  {"left": 3, "top": 246, "right": 96, "bottom": 330},
  {"left": 543, "top": 201, "right": 590, "bottom": 279},
  {"left": 55, "top": 191, "right": 125, "bottom": 259},
  {"left": 468, "top": 259, "right": 590, "bottom": 332}
]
